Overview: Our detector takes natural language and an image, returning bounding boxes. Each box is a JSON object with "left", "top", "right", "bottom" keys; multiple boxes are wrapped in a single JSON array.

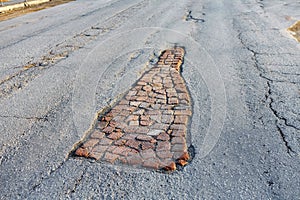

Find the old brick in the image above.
[
  {"left": 92, "top": 145, "right": 108, "bottom": 153},
  {"left": 98, "top": 138, "right": 113, "bottom": 146},
  {"left": 103, "top": 126, "right": 114, "bottom": 134},
  {"left": 171, "top": 130, "right": 186, "bottom": 137},
  {"left": 140, "top": 149, "right": 156, "bottom": 159},
  {"left": 157, "top": 132, "right": 170, "bottom": 141},
  {"left": 171, "top": 136, "right": 186, "bottom": 144},
  {"left": 103, "top": 152, "right": 119, "bottom": 164},
  {"left": 143, "top": 158, "right": 160, "bottom": 170},
  {"left": 174, "top": 110, "right": 192, "bottom": 116},
  {"left": 89, "top": 152, "right": 103, "bottom": 160},
  {"left": 82, "top": 139, "right": 99, "bottom": 149},
  {"left": 174, "top": 115, "right": 189, "bottom": 124},
  {"left": 107, "top": 131, "right": 123, "bottom": 140},
  {"left": 127, "top": 154, "right": 143, "bottom": 166},
  {"left": 157, "top": 150, "right": 173, "bottom": 159},
  {"left": 156, "top": 141, "right": 171, "bottom": 151},
  {"left": 75, "top": 147, "right": 89, "bottom": 157},
  {"left": 136, "top": 135, "right": 156, "bottom": 143},
  {"left": 168, "top": 97, "right": 179, "bottom": 104},
  {"left": 171, "top": 143, "right": 187, "bottom": 152},
  {"left": 90, "top": 130, "right": 105, "bottom": 139},
  {"left": 125, "top": 139, "right": 140, "bottom": 150},
  {"left": 141, "top": 142, "right": 155, "bottom": 150}
]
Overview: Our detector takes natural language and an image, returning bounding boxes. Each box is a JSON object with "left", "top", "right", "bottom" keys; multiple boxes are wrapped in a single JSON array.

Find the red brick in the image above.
[
  {"left": 174, "top": 115, "right": 189, "bottom": 124},
  {"left": 171, "top": 130, "right": 186, "bottom": 137},
  {"left": 82, "top": 139, "right": 99, "bottom": 149},
  {"left": 103, "top": 152, "right": 119, "bottom": 164},
  {"left": 135, "top": 126, "right": 150, "bottom": 134},
  {"left": 127, "top": 154, "right": 143, "bottom": 166},
  {"left": 141, "top": 142, "right": 155, "bottom": 150},
  {"left": 140, "top": 149, "right": 156, "bottom": 159},
  {"left": 89, "top": 152, "right": 103, "bottom": 160},
  {"left": 156, "top": 141, "right": 171, "bottom": 151},
  {"left": 136, "top": 135, "right": 156, "bottom": 143},
  {"left": 171, "top": 143, "right": 187, "bottom": 152},
  {"left": 143, "top": 158, "right": 161, "bottom": 170},
  {"left": 143, "top": 85, "right": 152, "bottom": 92},
  {"left": 103, "top": 126, "right": 114, "bottom": 134},
  {"left": 140, "top": 120, "right": 153, "bottom": 126},
  {"left": 157, "top": 132, "right": 170, "bottom": 141},
  {"left": 125, "top": 139, "right": 140, "bottom": 150},
  {"left": 174, "top": 110, "right": 192, "bottom": 116},
  {"left": 168, "top": 98, "right": 179, "bottom": 104},
  {"left": 92, "top": 145, "right": 108, "bottom": 153},
  {"left": 90, "top": 130, "right": 105, "bottom": 139},
  {"left": 161, "top": 114, "right": 174, "bottom": 124},
  {"left": 171, "top": 136, "right": 186, "bottom": 144},
  {"left": 170, "top": 124, "right": 186, "bottom": 131},
  {"left": 75, "top": 147, "right": 89, "bottom": 157},
  {"left": 157, "top": 150, "right": 173, "bottom": 159},
  {"left": 114, "top": 139, "right": 127, "bottom": 146},
  {"left": 98, "top": 138, "right": 113, "bottom": 145},
  {"left": 97, "top": 121, "right": 108, "bottom": 129},
  {"left": 162, "top": 161, "right": 176, "bottom": 171},
  {"left": 107, "top": 131, "right": 123, "bottom": 140}
]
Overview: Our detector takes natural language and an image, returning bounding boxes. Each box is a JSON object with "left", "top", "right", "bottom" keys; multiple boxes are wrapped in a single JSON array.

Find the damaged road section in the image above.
[{"left": 72, "top": 47, "right": 193, "bottom": 172}]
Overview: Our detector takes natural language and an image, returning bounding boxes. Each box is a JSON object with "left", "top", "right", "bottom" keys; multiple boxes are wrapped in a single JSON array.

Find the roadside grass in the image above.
[{"left": 0, "top": 0, "right": 74, "bottom": 21}]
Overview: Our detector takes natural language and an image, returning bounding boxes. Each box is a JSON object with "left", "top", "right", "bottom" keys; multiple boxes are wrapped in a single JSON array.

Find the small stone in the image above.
[{"left": 171, "top": 136, "right": 186, "bottom": 144}]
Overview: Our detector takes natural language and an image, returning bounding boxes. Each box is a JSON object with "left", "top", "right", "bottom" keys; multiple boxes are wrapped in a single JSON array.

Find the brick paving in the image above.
[{"left": 74, "top": 47, "right": 192, "bottom": 172}]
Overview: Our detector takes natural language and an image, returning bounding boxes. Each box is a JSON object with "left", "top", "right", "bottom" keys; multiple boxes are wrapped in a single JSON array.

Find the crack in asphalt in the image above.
[
  {"left": 184, "top": 10, "right": 205, "bottom": 23},
  {"left": 0, "top": 0, "right": 149, "bottom": 100},
  {"left": 237, "top": 32, "right": 298, "bottom": 156},
  {"left": 0, "top": 115, "right": 48, "bottom": 121}
]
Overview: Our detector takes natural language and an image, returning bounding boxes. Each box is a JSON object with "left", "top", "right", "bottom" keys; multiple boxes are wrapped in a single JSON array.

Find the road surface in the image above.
[{"left": 0, "top": 0, "right": 299, "bottom": 199}]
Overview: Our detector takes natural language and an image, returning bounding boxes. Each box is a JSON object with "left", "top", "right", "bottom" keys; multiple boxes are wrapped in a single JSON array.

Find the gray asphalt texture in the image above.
[{"left": 0, "top": 0, "right": 299, "bottom": 199}]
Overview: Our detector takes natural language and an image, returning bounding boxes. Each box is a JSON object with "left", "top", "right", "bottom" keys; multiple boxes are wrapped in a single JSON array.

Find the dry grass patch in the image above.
[
  {"left": 287, "top": 20, "right": 300, "bottom": 42},
  {"left": 0, "top": 0, "right": 74, "bottom": 21}
]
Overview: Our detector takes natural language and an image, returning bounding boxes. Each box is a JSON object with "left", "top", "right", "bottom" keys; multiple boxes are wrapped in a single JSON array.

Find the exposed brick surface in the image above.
[{"left": 74, "top": 47, "right": 192, "bottom": 172}]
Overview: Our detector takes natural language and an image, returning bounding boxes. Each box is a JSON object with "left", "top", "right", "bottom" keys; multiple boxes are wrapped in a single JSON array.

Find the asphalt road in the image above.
[{"left": 0, "top": 0, "right": 299, "bottom": 199}]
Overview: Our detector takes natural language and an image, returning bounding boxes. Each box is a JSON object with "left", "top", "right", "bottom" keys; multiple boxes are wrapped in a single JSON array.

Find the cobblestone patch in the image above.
[{"left": 73, "top": 47, "right": 192, "bottom": 172}]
